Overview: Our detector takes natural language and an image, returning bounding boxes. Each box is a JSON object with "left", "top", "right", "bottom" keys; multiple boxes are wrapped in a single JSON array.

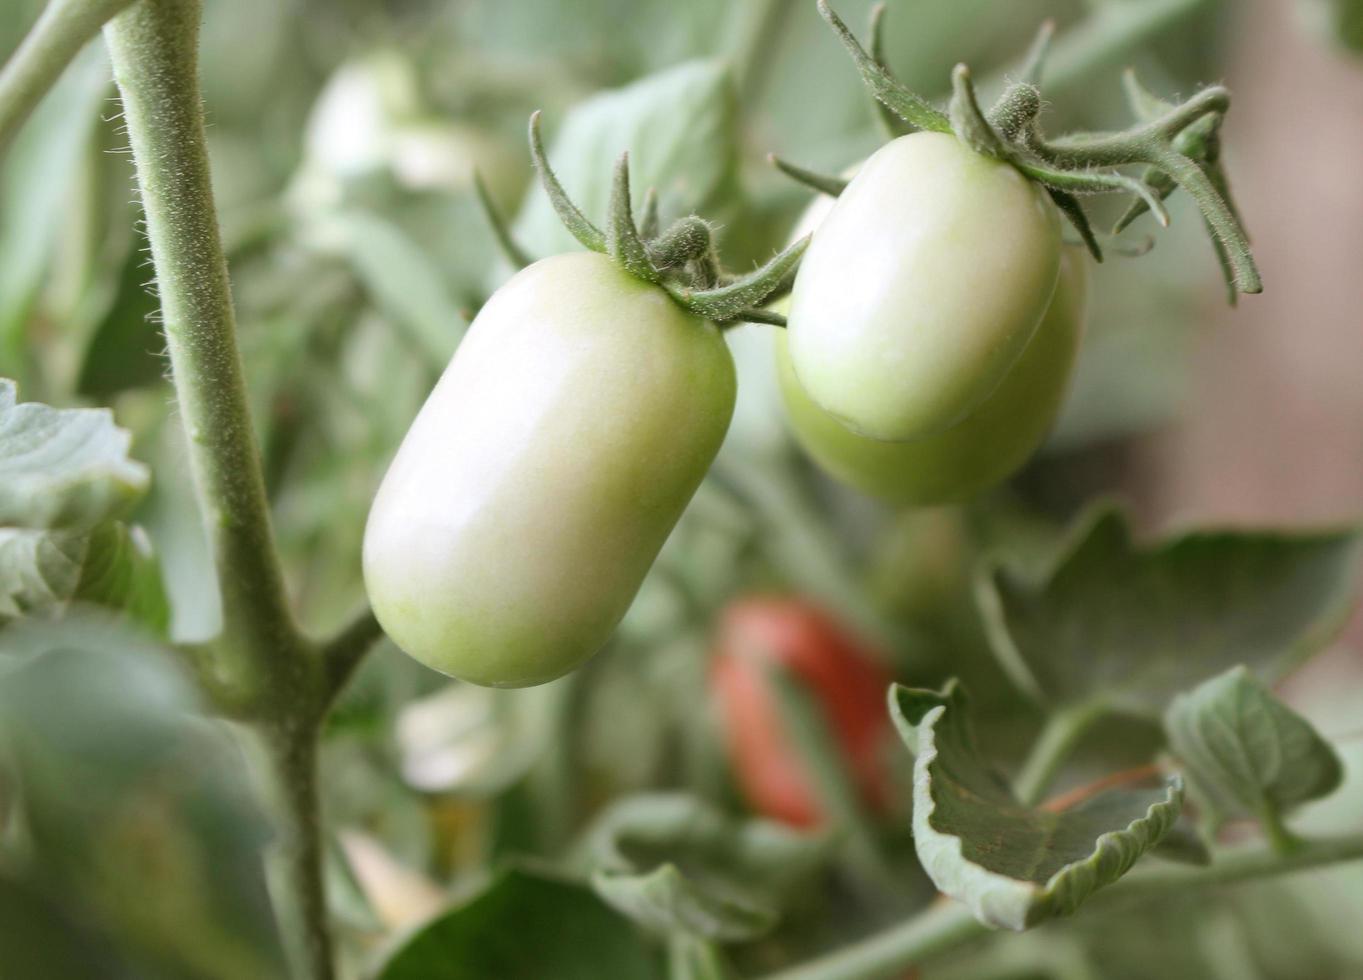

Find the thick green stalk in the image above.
[
  {"left": 255, "top": 724, "right": 334, "bottom": 980},
  {"left": 103, "top": 3, "right": 338, "bottom": 978},
  {"left": 0, "top": 0, "right": 134, "bottom": 153},
  {"left": 103, "top": 0, "right": 300, "bottom": 690}
]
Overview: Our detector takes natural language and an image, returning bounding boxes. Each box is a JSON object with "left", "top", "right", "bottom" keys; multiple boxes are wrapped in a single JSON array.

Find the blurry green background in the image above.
[{"left": 2, "top": 0, "right": 1362, "bottom": 978}]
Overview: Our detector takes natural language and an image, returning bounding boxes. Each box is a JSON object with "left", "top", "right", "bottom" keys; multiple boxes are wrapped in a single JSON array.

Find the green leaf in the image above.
[
  {"left": 0, "top": 380, "right": 149, "bottom": 531},
  {"left": 513, "top": 60, "right": 739, "bottom": 259},
  {"left": 581, "top": 793, "right": 828, "bottom": 942},
  {"left": 0, "top": 521, "right": 168, "bottom": 632},
  {"left": 891, "top": 682, "right": 1182, "bottom": 931},
  {"left": 976, "top": 505, "right": 1363, "bottom": 716},
  {"left": 0, "top": 614, "right": 284, "bottom": 977},
  {"left": 375, "top": 866, "right": 660, "bottom": 980},
  {"left": 0, "top": 382, "right": 163, "bottom": 630},
  {"left": 1165, "top": 666, "right": 1344, "bottom": 831}
]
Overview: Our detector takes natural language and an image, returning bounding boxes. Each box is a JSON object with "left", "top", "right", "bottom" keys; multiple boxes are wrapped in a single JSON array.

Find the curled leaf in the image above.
[{"left": 892, "top": 682, "right": 1182, "bottom": 931}]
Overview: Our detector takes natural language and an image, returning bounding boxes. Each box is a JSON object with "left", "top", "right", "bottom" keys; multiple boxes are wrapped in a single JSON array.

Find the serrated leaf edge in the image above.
[{"left": 912, "top": 697, "right": 1184, "bottom": 931}]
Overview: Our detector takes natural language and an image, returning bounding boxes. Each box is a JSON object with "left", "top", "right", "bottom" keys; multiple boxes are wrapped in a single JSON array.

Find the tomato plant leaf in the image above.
[
  {"left": 580, "top": 793, "right": 829, "bottom": 942},
  {"left": 0, "top": 383, "right": 164, "bottom": 631},
  {"left": 375, "top": 866, "right": 660, "bottom": 980},
  {"left": 0, "top": 379, "right": 149, "bottom": 531},
  {"left": 976, "top": 504, "right": 1363, "bottom": 716},
  {"left": 0, "top": 521, "right": 169, "bottom": 633},
  {"left": 1165, "top": 666, "right": 1343, "bottom": 832},
  {"left": 0, "top": 614, "right": 283, "bottom": 976},
  {"left": 513, "top": 60, "right": 739, "bottom": 259},
  {"left": 891, "top": 681, "right": 1182, "bottom": 931}
]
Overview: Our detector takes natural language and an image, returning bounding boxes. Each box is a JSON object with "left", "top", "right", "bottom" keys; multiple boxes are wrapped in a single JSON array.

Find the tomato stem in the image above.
[
  {"left": 0, "top": 0, "right": 135, "bottom": 155},
  {"left": 102, "top": 4, "right": 374, "bottom": 977}
]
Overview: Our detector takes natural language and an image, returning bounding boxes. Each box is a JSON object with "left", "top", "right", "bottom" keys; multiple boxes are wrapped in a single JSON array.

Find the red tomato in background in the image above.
[{"left": 709, "top": 598, "right": 896, "bottom": 828}]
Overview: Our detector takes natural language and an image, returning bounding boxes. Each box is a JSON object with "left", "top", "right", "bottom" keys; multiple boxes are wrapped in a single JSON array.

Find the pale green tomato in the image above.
[
  {"left": 364, "top": 252, "right": 736, "bottom": 687},
  {"left": 777, "top": 247, "right": 1088, "bottom": 507},
  {"left": 786, "top": 131, "right": 1062, "bottom": 442}
]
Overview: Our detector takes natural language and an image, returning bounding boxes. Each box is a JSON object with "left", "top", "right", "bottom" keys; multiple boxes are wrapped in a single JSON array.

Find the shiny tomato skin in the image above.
[
  {"left": 786, "top": 131, "right": 1062, "bottom": 442},
  {"left": 710, "top": 598, "right": 895, "bottom": 828},
  {"left": 364, "top": 252, "right": 736, "bottom": 688},
  {"left": 777, "top": 247, "right": 1088, "bottom": 507}
]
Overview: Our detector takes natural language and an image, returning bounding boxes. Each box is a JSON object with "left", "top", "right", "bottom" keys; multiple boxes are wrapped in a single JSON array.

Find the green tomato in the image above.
[
  {"left": 777, "top": 247, "right": 1087, "bottom": 507},
  {"left": 786, "top": 131, "right": 1062, "bottom": 442},
  {"left": 364, "top": 252, "right": 736, "bottom": 687}
]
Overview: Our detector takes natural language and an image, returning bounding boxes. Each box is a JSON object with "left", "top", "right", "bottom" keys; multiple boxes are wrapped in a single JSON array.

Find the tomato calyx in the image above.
[
  {"left": 472, "top": 111, "right": 807, "bottom": 329},
  {"left": 783, "top": 1, "right": 1260, "bottom": 303}
]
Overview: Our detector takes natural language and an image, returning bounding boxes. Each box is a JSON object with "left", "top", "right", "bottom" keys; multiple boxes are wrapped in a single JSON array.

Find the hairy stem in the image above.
[
  {"left": 0, "top": 0, "right": 134, "bottom": 154},
  {"left": 255, "top": 724, "right": 334, "bottom": 980},
  {"left": 1013, "top": 702, "right": 1107, "bottom": 807},
  {"left": 103, "top": 0, "right": 300, "bottom": 688},
  {"left": 763, "top": 833, "right": 1363, "bottom": 980},
  {"left": 104, "top": 4, "right": 337, "bottom": 978}
]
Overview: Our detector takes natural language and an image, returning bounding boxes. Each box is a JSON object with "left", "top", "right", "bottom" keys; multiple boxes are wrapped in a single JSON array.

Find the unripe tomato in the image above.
[
  {"left": 709, "top": 598, "right": 895, "bottom": 828},
  {"left": 777, "top": 247, "right": 1088, "bottom": 507},
  {"left": 786, "top": 131, "right": 1062, "bottom": 442},
  {"left": 364, "top": 252, "right": 736, "bottom": 688}
]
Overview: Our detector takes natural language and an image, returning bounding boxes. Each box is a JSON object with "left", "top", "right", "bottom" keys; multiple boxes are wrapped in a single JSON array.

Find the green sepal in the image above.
[
  {"left": 817, "top": 0, "right": 950, "bottom": 134},
  {"left": 948, "top": 65, "right": 1008, "bottom": 158},
  {"left": 473, "top": 169, "right": 534, "bottom": 271},
  {"left": 667, "top": 235, "right": 809, "bottom": 323},
  {"left": 768, "top": 154, "right": 848, "bottom": 198},
  {"left": 1047, "top": 188, "right": 1103, "bottom": 262},
  {"left": 866, "top": 3, "right": 911, "bottom": 140},
  {"left": 733, "top": 307, "right": 787, "bottom": 328},
  {"left": 606, "top": 153, "right": 661, "bottom": 283},
  {"left": 528, "top": 111, "right": 607, "bottom": 253},
  {"left": 638, "top": 187, "right": 661, "bottom": 240}
]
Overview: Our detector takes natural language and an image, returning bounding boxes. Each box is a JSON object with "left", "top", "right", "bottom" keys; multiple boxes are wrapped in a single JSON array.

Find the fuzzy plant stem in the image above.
[
  {"left": 103, "top": 2, "right": 343, "bottom": 978},
  {"left": 0, "top": 0, "right": 135, "bottom": 153}
]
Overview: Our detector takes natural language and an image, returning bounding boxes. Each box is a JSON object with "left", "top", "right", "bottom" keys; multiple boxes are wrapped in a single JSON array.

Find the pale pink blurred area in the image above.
[
  {"left": 1139, "top": 0, "right": 1363, "bottom": 530},
  {"left": 1135, "top": 0, "right": 1363, "bottom": 652}
]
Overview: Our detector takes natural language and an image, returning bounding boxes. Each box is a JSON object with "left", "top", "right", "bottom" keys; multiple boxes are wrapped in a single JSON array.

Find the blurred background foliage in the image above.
[{"left": 2, "top": 0, "right": 1362, "bottom": 978}]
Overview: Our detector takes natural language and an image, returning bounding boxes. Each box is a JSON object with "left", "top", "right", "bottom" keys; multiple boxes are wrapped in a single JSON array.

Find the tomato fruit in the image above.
[
  {"left": 786, "top": 131, "right": 1062, "bottom": 441},
  {"left": 364, "top": 251, "right": 736, "bottom": 688},
  {"left": 777, "top": 246, "right": 1087, "bottom": 506},
  {"left": 710, "top": 598, "right": 895, "bottom": 828}
]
